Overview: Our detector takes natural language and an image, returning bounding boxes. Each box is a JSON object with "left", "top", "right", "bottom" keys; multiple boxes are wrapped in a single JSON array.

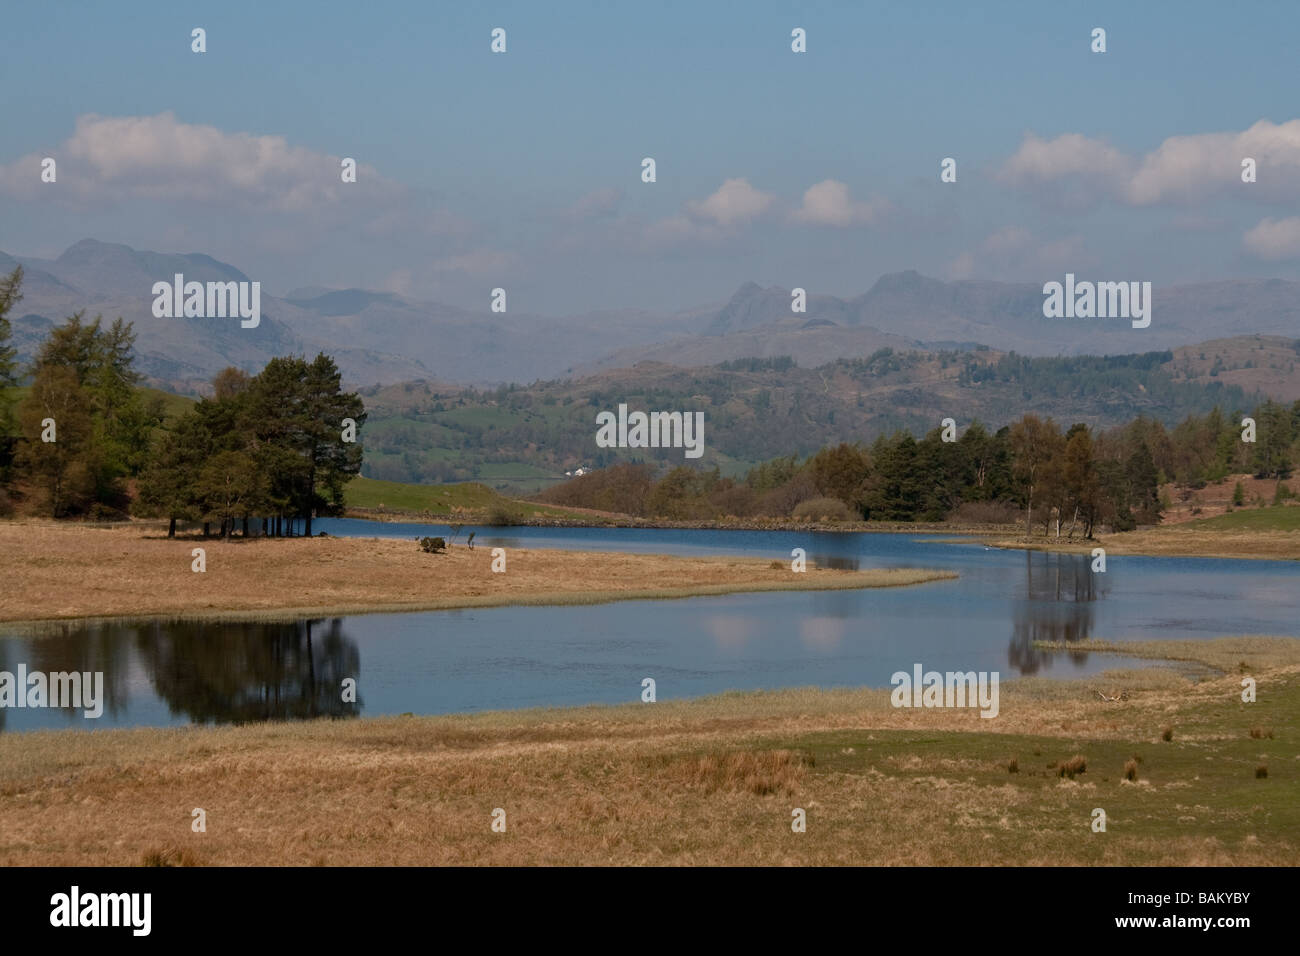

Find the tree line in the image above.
[
  {"left": 0, "top": 266, "right": 365, "bottom": 535},
  {"left": 538, "top": 403, "right": 1299, "bottom": 536}
]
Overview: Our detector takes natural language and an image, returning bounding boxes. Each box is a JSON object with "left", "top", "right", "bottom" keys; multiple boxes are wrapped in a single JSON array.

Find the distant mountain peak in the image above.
[{"left": 56, "top": 238, "right": 135, "bottom": 263}]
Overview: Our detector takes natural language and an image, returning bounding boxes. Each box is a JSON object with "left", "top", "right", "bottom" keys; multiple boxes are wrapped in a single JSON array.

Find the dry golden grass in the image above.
[
  {"left": 987, "top": 525, "right": 1300, "bottom": 561},
  {"left": 1, "top": 637, "right": 1296, "bottom": 866},
  {"left": 0, "top": 520, "right": 954, "bottom": 624}
]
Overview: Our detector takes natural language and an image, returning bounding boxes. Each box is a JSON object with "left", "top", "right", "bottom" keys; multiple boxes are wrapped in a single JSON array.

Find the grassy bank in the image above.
[
  {"left": 0, "top": 520, "right": 954, "bottom": 625},
  {"left": 0, "top": 636, "right": 1294, "bottom": 866},
  {"left": 986, "top": 519, "right": 1300, "bottom": 561}
]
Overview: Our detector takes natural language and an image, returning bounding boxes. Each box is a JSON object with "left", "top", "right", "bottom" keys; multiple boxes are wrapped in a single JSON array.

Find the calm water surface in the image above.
[{"left": 2, "top": 519, "right": 1294, "bottom": 732}]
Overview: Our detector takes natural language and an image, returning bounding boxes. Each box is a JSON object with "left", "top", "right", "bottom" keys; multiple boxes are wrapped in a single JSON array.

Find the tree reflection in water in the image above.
[
  {"left": 135, "top": 618, "right": 361, "bottom": 724},
  {"left": 0, "top": 621, "right": 135, "bottom": 730},
  {"left": 1008, "top": 550, "right": 1107, "bottom": 675}
]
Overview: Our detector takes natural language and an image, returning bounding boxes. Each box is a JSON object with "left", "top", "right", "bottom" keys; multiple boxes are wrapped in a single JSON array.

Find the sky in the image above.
[{"left": 2, "top": 0, "right": 1300, "bottom": 314}]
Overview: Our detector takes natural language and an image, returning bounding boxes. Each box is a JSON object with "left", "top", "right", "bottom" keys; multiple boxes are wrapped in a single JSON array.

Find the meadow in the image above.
[{"left": 0, "top": 636, "right": 1293, "bottom": 866}]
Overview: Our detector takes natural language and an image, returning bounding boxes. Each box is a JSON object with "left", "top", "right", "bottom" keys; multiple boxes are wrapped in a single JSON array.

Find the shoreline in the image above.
[
  {"left": 344, "top": 508, "right": 1300, "bottom": 561},
  {"left": 0, "top": 520, "right": 955, "bottom": 627},
  {"left": 0, "top": 571, "right": 957, "bottom": 632},
  {"left": 1, "top": 635, "right": 1294, "bottom": 866}
]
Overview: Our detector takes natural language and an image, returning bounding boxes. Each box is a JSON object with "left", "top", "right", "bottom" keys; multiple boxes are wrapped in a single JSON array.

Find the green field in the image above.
[
  {"left": 342, "top": 475, "right": 594, "bottom": 521},
  {"left": 1190, "top": 504, "right": 1300, "bottom": 531},
  {"left": 342, "top": 476, "right": 505, "bottom": 513}
]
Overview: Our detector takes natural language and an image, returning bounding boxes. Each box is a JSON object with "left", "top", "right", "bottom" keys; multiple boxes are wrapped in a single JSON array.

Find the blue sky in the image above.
[{"left": 3, "top": 0, "right": 1299, "bottom": 312}]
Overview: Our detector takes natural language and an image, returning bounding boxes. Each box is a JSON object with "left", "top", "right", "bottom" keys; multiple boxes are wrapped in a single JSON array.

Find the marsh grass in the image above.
[{"left": 1, "top": 636, "right": 1296, "bottom": 866}]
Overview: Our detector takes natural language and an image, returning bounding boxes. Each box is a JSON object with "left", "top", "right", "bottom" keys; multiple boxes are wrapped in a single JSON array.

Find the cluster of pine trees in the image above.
[
  {"left": 0, "top": 267, "right": 163, "bottom": 516},
  {"left": 540, "top": 404, "right": 1299, "bottom": 536},
  {"left": 0, "top": 266, "right": 365, "bottom": 535}
]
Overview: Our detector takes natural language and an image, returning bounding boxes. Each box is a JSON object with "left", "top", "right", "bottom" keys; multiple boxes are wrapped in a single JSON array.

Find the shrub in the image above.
[
  {"left": 1232, "top": 481, "right": 1245, "bottom": 506},
  {"left": 1055, "top": 755, "right": 1087, "bottom": 779},
  {"left": 1161, "top": 725, "right": 1173, "bottom": 742},
  {"left": 1007, "top": 758, "right": 1018, "bottom": 774},
  {"left": 486, "top": 504, "right": 520, "bottom": 526},
  {"left": 1256, "top": 764, "right": 1268, "bottom": 779},
  {"left": 418, "top": 536, "right": 446, "bottom": 553},
  {"left": 1123, "top": 759, "right": 1139, "bottom": 782},
  {"left": 1249, "top": 726, "right": 1273, "bottom": 739},
  {"left": 791, "top": 497, "right": 852, "bottom": 521}
]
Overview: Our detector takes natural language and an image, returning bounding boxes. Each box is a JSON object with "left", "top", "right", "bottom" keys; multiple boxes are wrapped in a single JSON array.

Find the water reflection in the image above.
[
  {"left": 136, "top": 618, "right": 361, "bottom": 724},
  {"left": 0, "top": 618, "right": 361, "bottom": 731},
  {"left": 1008, "top": 550, "right": 1107, "bottom": 674},
  {"left": 0, "top": 621, "right": 133, "bottom": 730}
]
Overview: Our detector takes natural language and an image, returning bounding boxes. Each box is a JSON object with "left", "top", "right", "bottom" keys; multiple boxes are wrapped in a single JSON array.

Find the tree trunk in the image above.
[
  {"left": 242, "top": 515, "right": 249, "bottom": 537},
  {"left": 168, "top": 517, "right": 176, "bottom": 538},
  {"left": 203, "top": 521, "right": 210, "bottom": 538},
  {"left": 305, "top": 509, "right": 313, "bottom": 537}
]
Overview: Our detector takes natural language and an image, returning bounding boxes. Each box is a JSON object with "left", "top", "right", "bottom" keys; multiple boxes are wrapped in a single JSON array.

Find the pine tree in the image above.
[
  {"left": 0, "top": 266, "right": 22, "bottom": 487},
  {"left": 17, "top": 364, "right": 96, "bottom": 516}
]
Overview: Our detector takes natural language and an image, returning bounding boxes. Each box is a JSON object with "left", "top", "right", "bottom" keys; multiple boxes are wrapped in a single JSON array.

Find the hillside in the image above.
[{"left": 357, "top": 340, "right": 1287, "bottom": 487}]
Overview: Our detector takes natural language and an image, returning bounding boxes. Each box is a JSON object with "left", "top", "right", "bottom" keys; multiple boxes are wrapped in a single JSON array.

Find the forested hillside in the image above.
[{"left": 357, "top": 344, "right": 1283, "bottom": 488}]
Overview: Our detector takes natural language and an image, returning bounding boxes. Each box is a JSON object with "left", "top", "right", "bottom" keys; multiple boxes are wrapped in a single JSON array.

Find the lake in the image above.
[{"left": 2, "top": 519, "right": 1295, "bottom": 732}]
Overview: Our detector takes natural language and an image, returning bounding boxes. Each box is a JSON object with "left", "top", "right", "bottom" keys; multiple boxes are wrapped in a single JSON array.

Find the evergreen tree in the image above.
[
  {"left": 136, "top": 411, "right": 211, "bottom": 536},
  {"left": 0, "top": 266, "right": 22, "bottom": 488},
  {"left": 1125, "top": 442, "right": 1162, "bottom": 526},
  {"left": 17, "top": 364, "right": 96, "bottom": 516},
  {"left": 1250, "top": 400, "right": 1293, "bottom": 479}
]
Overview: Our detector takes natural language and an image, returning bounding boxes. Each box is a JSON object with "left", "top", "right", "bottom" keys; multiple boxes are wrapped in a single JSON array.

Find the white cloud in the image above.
[
  {"left": 998, "top": 120, "right": 1300, "bottom": 206},
  {"left": 791, "top": 179, "right": 889, "bottom": 226},
  {"left": 0, "top": 111, "right": 400, "bottom": 210},
  {"left": 683, "top": 177, "right": 774, "bottom": 227},
  {"left": 1243, "top": 217, "right": 1300, "bottom": 260},
  {"left": 1128, "top": 120, "right": 1300, "bottom": 203},
  {"left": 998, "top": 132, "right": 1133, "bottom": 190}
]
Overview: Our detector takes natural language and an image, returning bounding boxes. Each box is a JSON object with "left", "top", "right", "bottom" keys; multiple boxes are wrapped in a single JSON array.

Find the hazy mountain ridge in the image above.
[
  {"left": 1, "top": 240, "right": 702, "bottom": 391},
  {"left": 7, "top": 240, "right": 1300, "bottom": 392},
  {"left": 585, "top": 271, "right": 1300, "bottom": 371},
  {"left": 3, "top": 240, "right": 430, "bottom": 392}
]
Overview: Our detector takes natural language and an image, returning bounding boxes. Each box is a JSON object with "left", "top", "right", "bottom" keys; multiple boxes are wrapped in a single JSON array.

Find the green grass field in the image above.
[
  {"left": 1189, "top": 504, "right": 1300, "bottom": 531},
  {"left": 343, "top": 475, "right": 595, "bottom": 521},
  {"left": 343, "top": 476, "right": 504, "bottom": 514}
]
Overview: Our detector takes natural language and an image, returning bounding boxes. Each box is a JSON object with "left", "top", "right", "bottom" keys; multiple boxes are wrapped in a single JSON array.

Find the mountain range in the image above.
[{"left": 4, "top": 240, "right": 1300, "bottom": 391}]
